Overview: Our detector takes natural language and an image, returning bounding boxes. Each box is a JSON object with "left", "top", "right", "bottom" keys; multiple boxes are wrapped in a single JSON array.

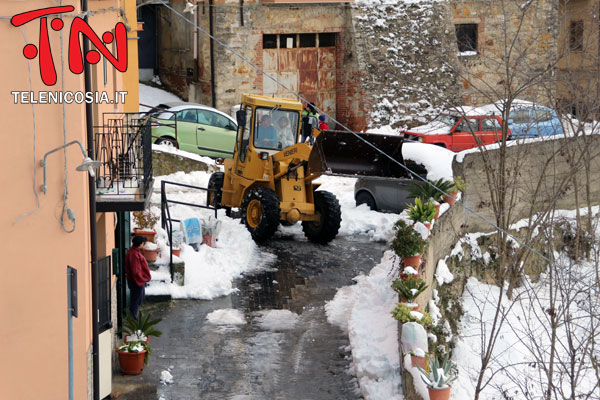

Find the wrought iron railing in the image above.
[{"left": 160, "top": 180, "right": 218, "bottom": 281}]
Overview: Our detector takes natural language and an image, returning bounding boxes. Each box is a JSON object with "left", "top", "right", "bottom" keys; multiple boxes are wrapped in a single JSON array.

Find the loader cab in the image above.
[{"left": 235, "top": 95, "right": 302, "bottom": 163}]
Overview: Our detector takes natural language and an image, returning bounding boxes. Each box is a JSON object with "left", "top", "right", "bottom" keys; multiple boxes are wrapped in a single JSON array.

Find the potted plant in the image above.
[
  {"left": 390, "top": 220, "right": 427, "bottom": 267},
  {"left": 444, "top": 176, "right": 467, "bottom": 205},
  {"left": 132, "top": 209, "right": 159, "bottom": 242},
  {"left": 391, "top": 303, "right": 433, "bottom": 327},
  {"left": 122, "top": 310, "right": 163, "bottom": 344},
  {"left": 391, "top": 276, "right": 428, "bottom": 308},
  {"left": 142, "top": 241, "right": 160, "bottom": 262},
  {"left": 417, "top": 355, "right": 458, "bottom": 400},
  {"left": 408, "top": 178, "right": 454, "bottom": 204},
  {"left": 117, "top": 340, "right": 150, "bottom": 375},
  {"left": 409, "top": 348, "right": 428, "bottom": 370},
  {"left": 407, "top": 197, "right": 437, "bottom": 230}
]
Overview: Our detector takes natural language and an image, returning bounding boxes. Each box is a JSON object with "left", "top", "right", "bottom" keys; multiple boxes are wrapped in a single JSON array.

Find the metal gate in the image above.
[{"left": 262, "top": 33, "right": 336, "bottom": 120}]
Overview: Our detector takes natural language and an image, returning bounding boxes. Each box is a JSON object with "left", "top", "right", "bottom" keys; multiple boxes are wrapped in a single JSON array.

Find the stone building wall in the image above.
[{"left": 451, "top": 0, "right": 560, "bottom": 106}]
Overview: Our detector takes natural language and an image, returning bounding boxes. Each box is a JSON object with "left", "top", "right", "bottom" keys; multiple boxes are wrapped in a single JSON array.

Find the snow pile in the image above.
[
  {"left": 435, "top": 258, "right": 454, "bottom": 285},
  {"left": 402, "top": 142, "right": 455, "bottom": 180},
  {"left": 255, "top": 310, "right": 299, "bottom": 331},
  {"left": 159, "top": 370, "right": 174, "bottom": 385},
  {"left": 152, "top": 144, "right": 221, "bottom": 167},
  {"left": 139, "top": 83, "right": 182, "bottom": 111},
  {"left": 206, "top": 309, "right": 247, "bottom": 326},
  {"left": 325, "top": 251, "right": 402, "bottom": 400}
]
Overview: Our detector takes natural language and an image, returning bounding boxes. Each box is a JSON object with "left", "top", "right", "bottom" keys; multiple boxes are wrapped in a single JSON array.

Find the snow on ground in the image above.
[
  {"left": 153, "top": 144, "right": 221, "bottom": 167},
  {"left": 206, "top": 309, "right": 247, "bottom": 326},
  {"left": 325, "top": 251, "right": 402, "bottom": 400},
  {"left": 255, "top": 310, "right": 300, "bottom": 331},
  {"left": 139, "top": 83, "right": 182, "bottom": 111}
]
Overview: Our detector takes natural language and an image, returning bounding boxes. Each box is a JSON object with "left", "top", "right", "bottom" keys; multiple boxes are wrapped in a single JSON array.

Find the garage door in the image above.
[{"left": 262, "top": 33, "right": 336, "bottom": 120}]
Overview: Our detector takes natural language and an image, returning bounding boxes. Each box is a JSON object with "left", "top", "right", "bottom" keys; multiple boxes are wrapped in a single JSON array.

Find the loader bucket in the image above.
[{"left": 311, "top": 130, "right": 410, "bottom": 178}]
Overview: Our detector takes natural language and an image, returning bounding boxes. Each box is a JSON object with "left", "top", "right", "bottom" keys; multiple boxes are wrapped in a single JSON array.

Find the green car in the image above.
[{"left": 149, "top": 102, "right": 238, "bottom": 157}]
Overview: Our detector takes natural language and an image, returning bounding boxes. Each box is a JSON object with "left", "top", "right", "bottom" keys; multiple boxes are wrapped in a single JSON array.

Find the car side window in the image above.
[
  {"left": 481, "top": 118, "right": 500, "bottom": 131},
  {"left": 177, "top": 109, "right": 198, "bottom": 123},
  {"left": 455, "top": 118, "right": 478, "bottom": 132},
  {"left": 533, "top": 110, "right": 552, "bottom": 122},
  {"left": 510, "top": 110, "right": 529, "bottom": 124}
]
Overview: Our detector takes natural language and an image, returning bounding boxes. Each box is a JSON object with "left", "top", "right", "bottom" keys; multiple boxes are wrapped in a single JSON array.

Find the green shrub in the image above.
[
  {"left": 132, "top": 209, "right": 159, "bottom": 230},
  {"left": 392, "top": 277, "right": 428, "bottom": 302},
  {"left": 408, "top": 178, "right": 454, "bottom": 202},
  {"left": 122, "top": 311, "right": 163, "bottom": 340},
  {"left": 391, "top": 303, "right": 433, "bottom": 326},
  {"left": 417, "top": 354, "right": 457, "bottom": 388},
  {"left": 407, "top": 197, "right": 437, "bottom": 223},
  {"left": 390, "top": 220, "right": 427, "bottom": 258},
  {"left": 453, "top": 176, "right": 467, "bottom": 192}
]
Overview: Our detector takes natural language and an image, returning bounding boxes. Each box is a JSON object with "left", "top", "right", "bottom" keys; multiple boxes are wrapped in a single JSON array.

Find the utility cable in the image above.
[
  {"left": 13, "top": 27, "right": 41, "bottom": 226},
  {"left": 156, "top": 0, "right": 600, "bottom": 297}
]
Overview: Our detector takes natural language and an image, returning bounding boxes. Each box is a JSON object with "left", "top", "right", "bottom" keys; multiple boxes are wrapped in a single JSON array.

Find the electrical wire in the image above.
[
  {"left": 157, "top": 0, "right": 600, "bottom": 296},
  {"left": 13, "top": 27, "right": 41, "bottom": 226}
]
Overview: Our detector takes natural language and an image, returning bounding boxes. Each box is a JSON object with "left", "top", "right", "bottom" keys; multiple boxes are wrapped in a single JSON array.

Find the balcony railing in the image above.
[{"left": 94, "top": 112, "right": 154, "bottom": 212}]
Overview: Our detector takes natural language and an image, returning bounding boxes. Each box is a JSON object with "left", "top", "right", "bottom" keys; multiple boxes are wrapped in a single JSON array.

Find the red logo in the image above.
[{"left": 11, "top": 6, "right": 128, "bottom": 86}]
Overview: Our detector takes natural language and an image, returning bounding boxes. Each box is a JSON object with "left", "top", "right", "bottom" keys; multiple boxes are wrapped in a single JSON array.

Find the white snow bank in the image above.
[
  {"left": 159, "top": 370, "right": 174, "bottom": 385},
  {"left": 402, "top": 142, "right": 455, "bottom": 180},
  {"left": 139, "top": 83, "right": 182, "bottom": 111},
  {"left": 152, "top": 144, "right": 220, "bottom": 167},
  {"left": 435, "top": 258, "right": 454, "bottom": 285},
  {"left": 206, "top": 309, "right": 247, "bottom": 325},
  {"left": 326, "top": 251, "right": 402, "bottom": 400},
  {"left": 255, "top": 310, "right": 299, "bottom": 331}
]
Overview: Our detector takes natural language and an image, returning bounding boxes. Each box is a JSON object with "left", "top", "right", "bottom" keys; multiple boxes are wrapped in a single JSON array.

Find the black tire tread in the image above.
[
  {"left": 302, "top": 190, "right": 341, "bottom": 244},
  {"left": 241, "top": 187, "right": 281, "bottom": 242}
]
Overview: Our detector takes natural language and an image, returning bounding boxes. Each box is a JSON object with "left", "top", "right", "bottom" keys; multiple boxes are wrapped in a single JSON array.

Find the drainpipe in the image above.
[
  {"left": 209, "top": 0, "right": 216, "bottom": 107},
  {"left": 81, "top": 1, "right": 100, "bottom": 400}
]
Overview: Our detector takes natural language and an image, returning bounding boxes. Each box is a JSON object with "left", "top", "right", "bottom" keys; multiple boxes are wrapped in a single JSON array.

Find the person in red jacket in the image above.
[
  {"left": 318, "top": 114, "right": 329, "bottom": 130},
  {"left": 125, "top": 235, "right": 152, "bottom": 319}
]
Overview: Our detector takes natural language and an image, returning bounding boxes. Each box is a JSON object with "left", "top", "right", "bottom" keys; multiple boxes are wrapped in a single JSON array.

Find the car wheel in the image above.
[
  {"left": 241, "top": 187, "right": 281, "bottom": 242},
  {"left": 207, "top": 172, "right": 224, "bottom": 207},
  {"left": 355, "top": 191, "right": 377, "bottom": 211},
  {"left": 155, "top": 136, "right": 177, "bottom": 148},
  {"left": 302, "top": 191, "right": 341, "bottom": 244}
]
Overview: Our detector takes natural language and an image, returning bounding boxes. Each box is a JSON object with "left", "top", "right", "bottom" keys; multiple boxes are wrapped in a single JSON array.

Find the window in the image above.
[
  {"left": 300, "top": 33, "right": 316, "bottom": 48},
  {"left": 532, "top": 109, "right": 553, "bottom": 122},
  {"left": 455, "top": 24, "right": 478, "bottom": 53},
  {"left": 280, "top": 34, "right": 296, "bottom": 49},
  {"left": 570, "top": 20, "right": 584, "bottom": 51},
  {"left": 263, "top": 34, "right": 277, "bottom": 49},
  {"left": 177, "top": 109, "right": 198, "bottom": 123},
  {"left": 254, "top": 108, "right": 299, "bottom": 150},
  {"left": 319, "top": 33, "right": 336, "bottom": 47},
  {"left": 481, "top": 118, "right": 500, "bottom": 131},
  {"left": 509, "top": 110, "right": 530, "bottom": 124},
  {"left": 455, "top": 118, "right": 478, "bottom": 132}
]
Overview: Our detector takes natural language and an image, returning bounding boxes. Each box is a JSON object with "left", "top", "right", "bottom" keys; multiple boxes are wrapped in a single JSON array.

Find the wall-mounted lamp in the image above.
[{"left": 41, "top": 140, "right": 102, "bottom": 194}]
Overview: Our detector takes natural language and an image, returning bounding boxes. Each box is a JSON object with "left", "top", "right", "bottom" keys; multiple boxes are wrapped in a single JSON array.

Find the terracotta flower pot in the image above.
[
  {"left": 411, "top": 355, "right": 427, "bottom": 370},
  {"left": 133, "top": 228, "right": 156, "bottom": 243},
  {"left": 434, "top": 204, "right": 441, "bottom": 219},
  {"left": 142, "top": 248, "right": 159, "bottom": 262},
  {"left": 428, "top": 386, "right": 451, "bottom": 400},
  {"left": 443, "top": 192, "right": 458, "bottom": 206},
  {"left": 117, "top": 350, "right": 147, "bottom": 375},
  {"left": 403, "top": 254, "right": 422, "bottom": 267},
  {"left": 202, "top": 234, "right": 217, "bottom": 247},
  {"left": 172, "top": 247, "right": 181, "bottom": 257}
]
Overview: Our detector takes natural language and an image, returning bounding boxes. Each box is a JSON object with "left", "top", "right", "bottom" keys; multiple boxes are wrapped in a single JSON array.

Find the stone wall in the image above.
[
  {"left": 452, "top": 0, "right": 559, "bottom": 106},
  {"left": 152, "top": 148, "right": 219, "bottom": 177}
]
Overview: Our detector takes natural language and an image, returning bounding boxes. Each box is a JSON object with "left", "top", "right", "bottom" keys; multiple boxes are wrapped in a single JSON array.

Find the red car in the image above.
[{"left": 402, "top": 114, "right": 510, "bottom": 152}]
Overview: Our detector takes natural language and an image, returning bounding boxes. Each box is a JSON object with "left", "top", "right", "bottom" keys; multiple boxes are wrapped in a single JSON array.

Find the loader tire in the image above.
[
  {"left": 302, "top": 191, "right": 341, "bottom": 244},
  {"left": 207, "top": 172, "right": 224, "bottom": 207},
  {"left": 241, "top": 187, "right": 281, "bottom": 242}
]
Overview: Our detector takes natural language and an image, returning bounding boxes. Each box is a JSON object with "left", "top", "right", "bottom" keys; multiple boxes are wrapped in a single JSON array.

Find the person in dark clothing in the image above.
[{"left": 125, "top": 235, "right": 152, "bottom": 319}]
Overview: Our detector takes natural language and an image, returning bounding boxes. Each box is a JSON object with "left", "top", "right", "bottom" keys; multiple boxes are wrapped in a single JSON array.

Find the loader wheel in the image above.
[
  {"left": 207, "top": 172, "right": 224, "bottom": 207},
  {"left": 302, "top": 191, "right": 341, "bottom": 244},
  {"left": 241, "top": 187, "right": 281, "bottom": 242}
]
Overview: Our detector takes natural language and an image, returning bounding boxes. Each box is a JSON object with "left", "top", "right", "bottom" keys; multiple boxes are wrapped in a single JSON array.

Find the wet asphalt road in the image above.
[{"left": 113, "top": 234, "right": 387, "bottom": 400}]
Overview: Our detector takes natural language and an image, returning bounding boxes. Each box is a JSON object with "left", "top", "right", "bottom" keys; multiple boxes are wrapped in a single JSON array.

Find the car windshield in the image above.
[
  {"left": 435, "top": 115, "right": 459, "bottom": 126},
  {"left": 254, "top": 108, "right": 299, "bottom": 150}
]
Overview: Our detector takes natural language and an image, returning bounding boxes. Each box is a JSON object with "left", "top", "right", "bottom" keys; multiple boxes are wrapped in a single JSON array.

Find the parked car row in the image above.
[{"left": 403, "top": 103, "right": 564, "bottom": 152}]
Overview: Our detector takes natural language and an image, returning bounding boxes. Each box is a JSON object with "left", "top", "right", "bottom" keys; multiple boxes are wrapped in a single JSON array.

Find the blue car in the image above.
[{"left": 508, "top": 105, "right": 563, "bottom": 139}]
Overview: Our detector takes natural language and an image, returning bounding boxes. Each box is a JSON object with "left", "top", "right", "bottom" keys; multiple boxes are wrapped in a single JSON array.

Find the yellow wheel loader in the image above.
[{"left": 207, "top": 94, "right": 341, "bottom": 243}]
